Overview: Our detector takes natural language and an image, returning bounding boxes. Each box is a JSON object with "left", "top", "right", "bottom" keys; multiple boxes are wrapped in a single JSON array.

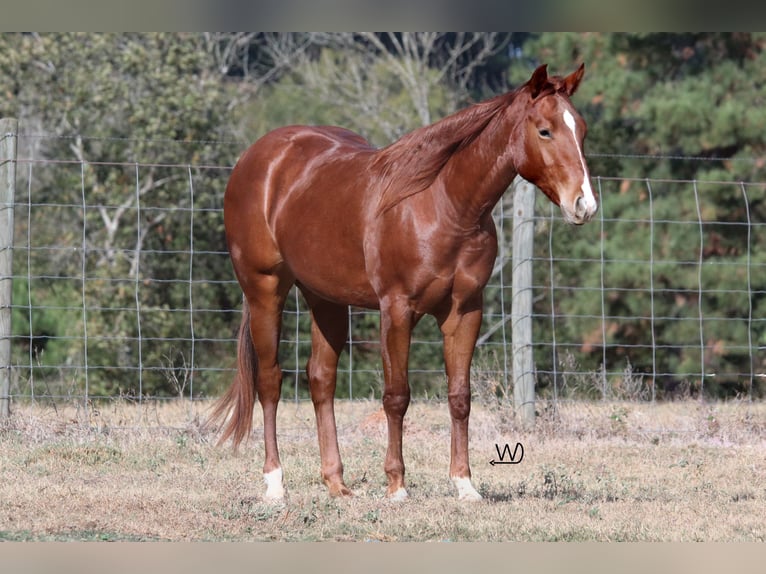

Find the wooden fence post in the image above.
[
  {"left": 511, "top": 176, "right": 535, "bottom": 428},
  {"left": 1, "top": 118, "right": 18, "bottom": 419}
]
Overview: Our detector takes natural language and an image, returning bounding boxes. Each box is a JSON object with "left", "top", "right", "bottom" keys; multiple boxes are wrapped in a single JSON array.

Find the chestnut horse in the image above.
[{"left": 210, "top": 64, "right": 597, "bottom": 501}]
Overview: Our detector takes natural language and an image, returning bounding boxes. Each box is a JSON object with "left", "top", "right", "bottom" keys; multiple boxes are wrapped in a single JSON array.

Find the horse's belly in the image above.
[
  {"left": 297, "top": 272, "right": 380, "bottom": 309},
  {"left": 275, "top": 223, "right": 379, "bottom": 309}
]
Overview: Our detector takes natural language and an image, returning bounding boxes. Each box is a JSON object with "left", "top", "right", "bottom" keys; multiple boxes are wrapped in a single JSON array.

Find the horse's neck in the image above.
[{"left": 435, "top": 106, "right": 521, "bottom": 225}]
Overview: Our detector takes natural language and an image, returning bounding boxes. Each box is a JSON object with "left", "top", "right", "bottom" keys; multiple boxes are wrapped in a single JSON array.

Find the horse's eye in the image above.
[{"left": 539, "top": 128, "right": 552, "bottom": 138}]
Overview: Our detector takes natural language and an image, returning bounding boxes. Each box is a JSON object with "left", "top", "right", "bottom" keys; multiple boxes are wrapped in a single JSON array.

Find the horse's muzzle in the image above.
[{"left": 571, "top": 193, "right": 598, "bottom": 225}]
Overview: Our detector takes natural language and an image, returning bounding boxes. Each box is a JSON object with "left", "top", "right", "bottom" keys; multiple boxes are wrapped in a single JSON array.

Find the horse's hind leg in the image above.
[
  {"left": 245, "top": 273, "right": 292, "bottom": 501},
  {"left": 304, "top": 292, "right": 352, "bottom": 497}
]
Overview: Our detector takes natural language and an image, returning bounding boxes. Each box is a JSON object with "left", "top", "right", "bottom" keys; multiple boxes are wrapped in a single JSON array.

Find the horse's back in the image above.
[
  {"left": 239, "top": 124, "right": 373, "bottom": 170},
  {"left": 228, "top": 125, "right": 374, "bottom": 203}
]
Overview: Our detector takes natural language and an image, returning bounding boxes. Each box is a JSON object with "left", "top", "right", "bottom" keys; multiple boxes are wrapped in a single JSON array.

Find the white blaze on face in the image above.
[{"left": 562, "top": 109, "right": 597, "bottom": 213}]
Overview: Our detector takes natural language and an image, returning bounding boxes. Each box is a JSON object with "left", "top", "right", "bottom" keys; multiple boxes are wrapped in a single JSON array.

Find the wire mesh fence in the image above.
[
  {"left": 2, "top": 132, "right": 765, "bottom": 413},
  {"left": 539, "top": 176, "right": 765, "bottom": 402}
]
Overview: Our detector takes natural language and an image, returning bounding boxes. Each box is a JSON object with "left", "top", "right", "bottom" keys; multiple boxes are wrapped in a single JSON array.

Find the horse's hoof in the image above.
[
  {"left": 452, "top": 476, "right": 482, "bottom": 501},
  {"left": 328, "top": 483, "right": 354, "bottom": 498},
  {"left": 263, "top": 491, "right": 286, "bottom": 503},
  {"left": 458, "top": 490, "right": 482, "bottom": 502},
  {"left": 387, "top": 487, "right": 409, "bottom": 501},
  {"left": 263, "top": 468, "right": 286, "bottom": 501}
]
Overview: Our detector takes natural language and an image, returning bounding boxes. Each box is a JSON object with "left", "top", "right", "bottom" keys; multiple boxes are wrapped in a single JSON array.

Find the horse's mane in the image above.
[{"left": 372, "top": 89, "right": 519, "bottom": 215}]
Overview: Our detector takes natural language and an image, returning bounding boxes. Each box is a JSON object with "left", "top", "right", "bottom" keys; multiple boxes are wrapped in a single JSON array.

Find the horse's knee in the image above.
[
  {"left": 448, "top": 388, "right": 471, "bottom": 421},
  {"left": 382, "top": 388, "right": 410, "bottom": 418}
]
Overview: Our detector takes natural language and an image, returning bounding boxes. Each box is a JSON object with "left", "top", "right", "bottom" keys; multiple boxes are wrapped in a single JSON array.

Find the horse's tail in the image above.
[{"left": 207, "top": 301, "right": 257, "bottom": 449}]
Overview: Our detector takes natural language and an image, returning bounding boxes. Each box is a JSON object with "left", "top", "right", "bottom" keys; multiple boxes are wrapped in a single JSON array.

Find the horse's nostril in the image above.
[{"left": 572, "top": 194, "right": 597, "bottom": 223}]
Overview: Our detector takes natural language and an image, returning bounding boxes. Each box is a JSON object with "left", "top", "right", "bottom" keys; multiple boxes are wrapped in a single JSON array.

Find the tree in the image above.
[
  {"left": 240, "top": 33, "right": 510, "bottom": 144},
  {"left": 2, "top": 33, "right": 242, "bottom": 398},
  {"left": 507, "top": 33, "right": 766, "bottom": 398}
]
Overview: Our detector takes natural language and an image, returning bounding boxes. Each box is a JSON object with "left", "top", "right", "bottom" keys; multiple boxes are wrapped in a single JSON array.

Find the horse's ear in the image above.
[
  {"left": 562, "top": 63, "right": 585, "bottom": 97},
  {"left": 527, "top": 64, "right": 549, "bottom": 99}
]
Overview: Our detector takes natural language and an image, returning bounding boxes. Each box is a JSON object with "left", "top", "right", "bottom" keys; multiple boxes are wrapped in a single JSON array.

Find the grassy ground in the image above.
[{"left": 1, "top": 397, "right": 764, "bottom": 541}]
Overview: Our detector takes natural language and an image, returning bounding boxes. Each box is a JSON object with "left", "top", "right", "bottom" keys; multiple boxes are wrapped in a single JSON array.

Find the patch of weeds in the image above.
[
  {"left": 670, "top": 457, "right": 704, "bottom": 473},
  {"left": 701, "top": 407, "right": 721, "bottom": 438},
  {"left": 554, "top": 351, "right": 605, "bottom": 400},
  {"left": 611, "top": 359, "right": 650, "bottom": 401},
  {"left": 470, "top": 354, "right": 509, "bottom": 405},
  {"left": 535, "top": 401, "right": 561, "bottom": 435},
  {"left": 288, "top": 496, "right": 343, "bottom": 529},
  {"left": 531, "top": 526, "right": 599, "bottom": 542},
  {"left": 470, "top": 355, "right": 514, "bottom": 430},
  {"left": 593, "top": 467, "right": 624, "bottom": 502},
  {"left": 1, "top": 530, "right": 160, "bottom": 542},
  {"left": 737, "top": 410, "right": 766, "bottom": 436},
  {"left": 175, "top": 431, "right": 189, "bottom": 449},
  {"left": 141, "top": 450, "right": 167, "bottom": 473},
  {"left": 0, "top": 530, "right": 34, "bottom": 541},
  {"left": 568, "top": 528, "right": 606, "bottom": 541},
  {"left": 216, "top": 497, "right": 286, "bottom": 522},
  {"left": 477, "top": 481, "right": 515, "bottom": 502},
  {"left": 0, "top": 423, "right": 24, "bottom": 445},
  {"left": 190, "top": 449, "right": 207, "bottom": 469},
  {"left": 301, "top": 498, "right": 319, "bottom": 526},
  {"left": 249, "top": 504, "right": 283, "bottom": 523},
  {"left": 609, "top": 406, "right": 630, "bottom": 435},
  {"left": 364, "top": 509, "right": 380, "bottom": 524},
  {"left": 64, "top": 530, "right": 152, "bottom": 542},
  {"left": 542, "top": 469, "right": 558, "bottom": 499},
  {"left": 175, "top": 428, "right": 203, "bottom": 450},
  {"left": 730, "top": 491, "right": 756, "bottom": 502},
  {"left": 24, "top": 443, "right": 122, "bottom": 467},
  {"left": 538, "top": 465, "right": 584, "bottom": 503}
]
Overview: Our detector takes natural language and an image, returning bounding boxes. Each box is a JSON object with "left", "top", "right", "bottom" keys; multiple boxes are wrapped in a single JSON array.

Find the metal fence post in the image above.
[
  {"left": 511, "top": 176, "right": 535, "bottom": 428},
  {"left": 1, "top": 118, "right": 18, "bottom": 419}
]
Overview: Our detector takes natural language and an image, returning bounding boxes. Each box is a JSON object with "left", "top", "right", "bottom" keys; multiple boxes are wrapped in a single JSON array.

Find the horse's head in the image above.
[{"left": 515, "top": 63, "right": 598, "bottom": 225}]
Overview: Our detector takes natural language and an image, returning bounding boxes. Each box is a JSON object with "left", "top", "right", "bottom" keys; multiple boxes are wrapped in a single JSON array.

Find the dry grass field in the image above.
[{"left": 1, "top": 397, "right": 764, "bottom": 541}]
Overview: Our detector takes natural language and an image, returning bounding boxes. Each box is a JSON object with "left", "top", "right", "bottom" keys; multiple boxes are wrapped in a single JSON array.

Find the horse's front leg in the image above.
[
  {"left": 379, "top": 295, "right": 416, "bottom": 500},
  {"left": 439, "top": 302, "right": 483, "bottom": 501}
]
